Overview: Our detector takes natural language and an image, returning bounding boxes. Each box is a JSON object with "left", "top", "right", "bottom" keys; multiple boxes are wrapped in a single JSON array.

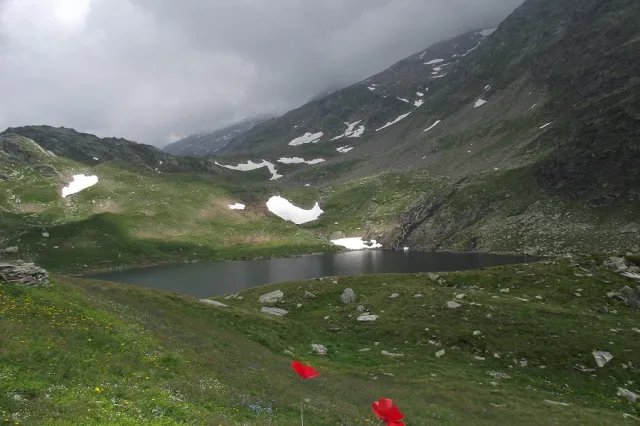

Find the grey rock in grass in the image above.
[
  {"left": 340, "top": 288, "right": 356, "bottom": 304},
  {"left": 260, "top": 307, "right": 288, "bottom": 316},
  {"left": 617, "top": 388, "right": 638, "bottom": 402},
  {"left": 389, "top": 293, "right": 400, "bottom": 299},
  {"left": 3, "top": 246, "right": 19, "bottom": 254},
  {"left": 592, "top": 351, "right": 613, "bottom": 367},
  {"left": 381, "top": 350, "right": 404, "bottom": 358},
  {"left": 0, "top": 263, "right": 49, "bottom": 287},
  {"left": 304, "top": 291, "right": 316, "bottom": 299},
  {"left": 357, "top": 313, "right": 378, "bottom": 322},
  {"left": 259, "top": 290, "right": 283, "bottom": 304},
  {"left": 447, "top": 301, "right": 461, "bottom": 309},
  {"left": 311, "top": 344, "right": 327, "bottom": 355},
  {"left": 199, "top": 299, "right": 228, "bottom": 307}
]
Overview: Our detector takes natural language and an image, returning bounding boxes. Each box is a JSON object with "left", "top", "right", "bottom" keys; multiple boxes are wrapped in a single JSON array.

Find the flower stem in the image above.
[{"left": 299, "top": 378, "right": 304, "bottom": 426}]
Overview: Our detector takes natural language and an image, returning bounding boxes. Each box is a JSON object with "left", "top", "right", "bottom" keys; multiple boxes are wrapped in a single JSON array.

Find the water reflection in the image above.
[{"left": 87, "top": 251, "right": 535, "bottom": 298}]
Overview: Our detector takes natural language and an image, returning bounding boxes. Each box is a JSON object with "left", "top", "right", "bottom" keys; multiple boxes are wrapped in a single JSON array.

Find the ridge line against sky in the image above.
[{"left": 0, "top": 0, "right": 524, "bottom": 146}]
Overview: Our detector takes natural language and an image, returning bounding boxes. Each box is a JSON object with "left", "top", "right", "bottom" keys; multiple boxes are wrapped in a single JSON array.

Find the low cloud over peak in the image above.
[{"left": 0, "top": 0, "right": 523, "bottom": 146}]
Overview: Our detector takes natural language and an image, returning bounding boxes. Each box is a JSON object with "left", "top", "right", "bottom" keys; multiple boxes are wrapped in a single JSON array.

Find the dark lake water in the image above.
[{"left": 87, "top": 251, "right": 535, "bottom": 298}]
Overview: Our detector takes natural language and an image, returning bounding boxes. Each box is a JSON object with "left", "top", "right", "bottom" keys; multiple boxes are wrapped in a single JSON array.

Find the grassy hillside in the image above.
[
  {"left": 1, "top": 258, "right": 639, "bottom": 424},
  {"left": 0, "top": 139, "right": 334, "bottom": 272}
]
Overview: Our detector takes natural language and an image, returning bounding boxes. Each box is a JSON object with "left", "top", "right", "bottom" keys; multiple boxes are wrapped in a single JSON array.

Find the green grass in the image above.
[
  {"left": 1, "top": 258, "right": 639, "bottom": 424},
  {"left": 0, "top": 159, "right": 337, "bottom": 272}
]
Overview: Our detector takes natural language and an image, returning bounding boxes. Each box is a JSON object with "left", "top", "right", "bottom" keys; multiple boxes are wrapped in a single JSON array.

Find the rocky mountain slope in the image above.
[
  {"left": 205, "top": 0, "right": 639, "bottom": 255},
  {"left": 216, "top": 29, "right": 494, "bottom": 158},
  {"left": 1, "top": 0, "right": 639, "bottom": 264},
  {"left": 163, "top": 117, "right": 268, "bottom": 156}
]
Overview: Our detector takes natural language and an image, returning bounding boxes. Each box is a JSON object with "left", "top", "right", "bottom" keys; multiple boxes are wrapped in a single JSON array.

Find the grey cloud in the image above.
[{"left": 0, "top": 0, "right": 524, "bottom": 146}]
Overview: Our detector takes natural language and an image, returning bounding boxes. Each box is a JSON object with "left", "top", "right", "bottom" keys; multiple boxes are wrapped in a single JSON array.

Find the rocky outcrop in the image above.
[{"left": 0, "top": 263, "right": 50, "bottom": 287}]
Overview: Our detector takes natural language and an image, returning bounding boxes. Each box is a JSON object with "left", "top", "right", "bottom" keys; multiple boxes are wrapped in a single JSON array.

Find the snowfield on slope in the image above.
[
  {"left": 336, "top": 146, "right": 354, "bottom": 153},
  {"left": 332, "top": 121, "right": 365, "bottom": 140},
  {"left": 266, "top": 196, "right": 323, "bottom": 224},
  {"left": 376, "top": 112, "right": 412, "bottom": 132},
  {"left": 277, "top": 157, "right": 325, "bottom": 165},
  {"left": 474, "top": 99, "right": 488, "bottom": 108},
  {"left": 228, "top": 203, "right": 245, "bottom": 210},
  {"left": 288, "top": 132, "right": 324, "bottom": 146},
  {"left": 61, "top": 174, "right": 99, "bottom": 198},
  {"left": 423, "top": 120, "right": 442, "bottom": 133},
  {"left": 331, "top": 237, "right": 382, "bottom": 250},
  {"left": 215, "top": 160, "right": 282, "bottom": 180}
]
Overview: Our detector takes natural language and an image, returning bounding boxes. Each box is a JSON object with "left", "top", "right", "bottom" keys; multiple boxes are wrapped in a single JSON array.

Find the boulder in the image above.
[
  {"left": 3, "top": 246, "right": 19, "bottom": 254},
  {"left": 259, "top": 290, "right": 283, "bottom": 304},
  {"left": 199, "top": 299, "right": 228, "bottom": 307},
  {"left": 311, "top": 344, "right": 327, "bottom": 355},
  {"left": 260, "top": 307, "right": 288, "bottom": 316},
  {"left": 357, "top": 313, "right": 378, "bottom": 322},
  {"left": 340, "top": 288, "right": 356, "bottom": 304},
  {"left": 592, "top": 351, "right": 613, "bottom": 367},
  {"left": 0, "top": 263, "right": 49, "bottom": 287},
  {"left": 447, "top": 301, "right": 461, "bottom": 309},
  {"left": 304, "top": 291, "right": 316, "bottom": 299},
  {"left": 617, "top": 388, "right": 639, "bottom": 402}
]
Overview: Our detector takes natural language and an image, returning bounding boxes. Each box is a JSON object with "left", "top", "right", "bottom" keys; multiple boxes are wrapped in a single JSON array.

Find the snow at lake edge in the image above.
[
  {"left": 215, "top": 160, "right": 282, "bottom": 181},
  {"left": 331, "top": 237, "right": 383, "bottom": 250},
  {"left": 266, "top": 196, "right": 323, "bottom": 225},
  {"left": 61, "top": 174, "right": 99, "bottom": 198}
]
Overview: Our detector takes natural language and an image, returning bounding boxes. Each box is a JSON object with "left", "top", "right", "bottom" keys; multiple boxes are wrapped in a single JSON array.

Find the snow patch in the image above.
[
  {"left": 215, "top": 160, "right": 282, "bottom": 180},
  {"left": 484, "top": 85, "right": 491, "bottom": 90},
  {"left": 397, "top": 97, "right": 410, "bottom": 103},
  {"left": 479, "top": 27, "right": 497, "bottom": 36},
  {"left": 376, "top": 112, "right": 412, "bottom": 132},
  {"left": 92, "top": 157, "right": 99, "bottom": 161},
  {"left": 277, "top": 157, "right": 325, "bottom": 165},
  {"left": 288, "top": 132, "right": 324, "bottom": 146},
  {"left": 425, "top": 59, "right": 444, "bottom": 65},
  {"left": 422, "top": 120, "right": 442, "bottom": 133},
  {"left": 416, "top": 92, "right": 424, "bottom": 97},
  {"left": 228, "top": 203, "right": 245, "bottom": 210},
  {"left": 539, "top": 122, "right": 551, "bottom": 129},
  {"left": 332, "top": 121, "right": 365, "bottom": 140},
  {"left": 61, "top": 174, "right": 98, "bottom": 198},
  {"left": 431, "top": 73, "right": 447, "bottom": 79},
  {"left": 336, "top": 146, "right": 354, "bottom": 153},
  {"left": 474, "top": 99, "right": 488, "bottom": 108},
  {"left": 414, "top": 99, "right": 424, "bottom": 107},
  {"left": 331, "top": 237, "right": 382, "bottom": 250},
  {"left": 266, "top": 196, "right": 323, "bottom": 225}
]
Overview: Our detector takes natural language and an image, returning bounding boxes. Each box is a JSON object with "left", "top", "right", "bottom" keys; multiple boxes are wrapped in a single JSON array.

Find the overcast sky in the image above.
[{"left": 0, "top": 0, "right": 523, "bottom": 147}]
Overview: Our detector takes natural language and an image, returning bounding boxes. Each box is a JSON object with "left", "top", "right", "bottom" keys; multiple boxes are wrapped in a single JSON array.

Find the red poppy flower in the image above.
[
  {"left": 372, "top": 398, "right": 404, "bottom": 426},
  {"left": 291, "top": 361, "right": 321, "bottom": 380}
]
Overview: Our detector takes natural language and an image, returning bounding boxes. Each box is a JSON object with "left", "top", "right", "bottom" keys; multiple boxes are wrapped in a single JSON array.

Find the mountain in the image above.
[
  {"left": 217, "top": 29, "right": 493, "bottom": 158},
  {"left": 1, "top": 0, "right": 639, "bottom": 266},
  {"left": 0, "top": 125, "right": 231, "bottom": 175},
  {"left": 163, "top": 117, "right": 268, "bottom": 156}
]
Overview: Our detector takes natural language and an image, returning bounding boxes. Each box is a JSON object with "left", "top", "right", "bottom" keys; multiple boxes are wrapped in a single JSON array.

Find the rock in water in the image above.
[
  {"left": 260, "top": 307, "right": 288, "bottom": 316},
  {"left": 592, "top": 351, "right": 613, "bottom": 367},
  {"left": 259, "top": 290, "right": 284, "bottom": 304},
  {"left": 0, "top": 263, "right": 49, "bottom": 287},
  {"left": 340, "top": 288, "right": 356, "bottom": 304}
]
